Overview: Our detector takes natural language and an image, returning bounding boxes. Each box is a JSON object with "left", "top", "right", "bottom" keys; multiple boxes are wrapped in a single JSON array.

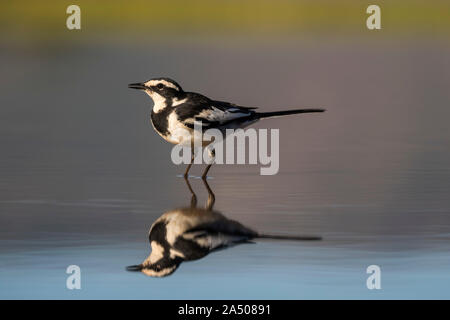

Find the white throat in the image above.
[{"left": 146, "top": 90, "right": 167, "bottom": 113}]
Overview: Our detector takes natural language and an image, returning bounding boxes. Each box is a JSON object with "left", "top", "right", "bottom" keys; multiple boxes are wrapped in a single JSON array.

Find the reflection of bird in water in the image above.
[{"left": 127, "top": 179, "right": 321, "bottom": 277}]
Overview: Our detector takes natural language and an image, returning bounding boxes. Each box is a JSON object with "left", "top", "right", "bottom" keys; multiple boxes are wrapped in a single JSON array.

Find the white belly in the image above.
[
  {"left": 166, "top": 112, "right": 193, "bottom": 145},
  {"left": 152, "top": 111, "right": 214, "bottom": 147}
]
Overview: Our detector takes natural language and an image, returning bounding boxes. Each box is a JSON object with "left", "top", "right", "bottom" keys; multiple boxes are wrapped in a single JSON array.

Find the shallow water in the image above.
[{"left": 1, "top": 39, "right": 450, "bottom": 299}]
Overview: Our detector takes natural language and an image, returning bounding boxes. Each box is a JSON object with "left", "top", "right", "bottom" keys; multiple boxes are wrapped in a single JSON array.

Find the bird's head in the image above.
[
  {"left": 126, "top": 259, "right": 181, "bottom": 278},
  {"left": 127, "top": 241, "right": 183, "bottom": 277},
  {"left": 128, "top": 77, "right": 185, "bottom": 112}
]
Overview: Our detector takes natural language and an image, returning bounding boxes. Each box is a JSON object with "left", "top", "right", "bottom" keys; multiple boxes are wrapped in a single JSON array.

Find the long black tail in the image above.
[
  {"left": 256, "top": 108, "right": 325, "bottom": 119},
  {"left": 256, "top": 233, "right": 322, "bottom": 241}
]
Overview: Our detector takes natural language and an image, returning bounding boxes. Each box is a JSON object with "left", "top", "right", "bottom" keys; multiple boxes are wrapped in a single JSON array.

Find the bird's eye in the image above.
[{"left": 157, "top": 83, "right": 164, "bottom": 89}]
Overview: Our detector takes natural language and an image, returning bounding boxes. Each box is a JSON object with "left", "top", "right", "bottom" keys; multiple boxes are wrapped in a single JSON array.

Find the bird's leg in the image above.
[
  {"left": 201, "top": 164, "right": 212, "bottom": 180},
  {"left": 183, "top": 146, "right": 195, "bottom": 178},
  {"left": 201, "top": 147, "right": 215, "bottom": 180},
  {"left": 184, "top": 175, "right": 197, "bottom": 208},
  {"left": 202, "top": 178, "right": 215, "bottom": 210}
]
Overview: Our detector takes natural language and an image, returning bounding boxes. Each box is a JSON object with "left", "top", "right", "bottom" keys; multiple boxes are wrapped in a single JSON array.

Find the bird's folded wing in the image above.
[
  {"left": 182, "top": 101, "right": 256, "bottom": 129},
  {"left": 186, "top": 219, "right": 258, "bottom": 239}
]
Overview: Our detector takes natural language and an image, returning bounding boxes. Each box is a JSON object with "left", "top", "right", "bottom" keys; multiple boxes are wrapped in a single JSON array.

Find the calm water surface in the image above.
[{"left": 1, "top": 40, "right": 450, "bottom": 299}]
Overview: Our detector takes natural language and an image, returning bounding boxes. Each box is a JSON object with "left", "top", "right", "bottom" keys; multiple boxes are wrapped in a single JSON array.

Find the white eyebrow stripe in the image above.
[{"left": 145, "top": 79, "right": 180, "bottom": 91}]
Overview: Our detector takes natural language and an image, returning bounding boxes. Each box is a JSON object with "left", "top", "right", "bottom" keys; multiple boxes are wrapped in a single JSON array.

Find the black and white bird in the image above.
[
  {"left": 128, "top": 77, "right": 325, "bottom": 178},
  {"left": 126, "top": 179, "right": 321, "bottom": 277},
  {"left": 126, "top": 206, "right": 258, "bottom": 277}
]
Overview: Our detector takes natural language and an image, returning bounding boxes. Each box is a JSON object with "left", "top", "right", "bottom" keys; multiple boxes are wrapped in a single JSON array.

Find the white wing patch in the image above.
[
  {"left": 183, "top": 231, "right": 246, "bottom": 250},
  {"left": 195, "top": 106, "right": 252, "bottom": 124}
]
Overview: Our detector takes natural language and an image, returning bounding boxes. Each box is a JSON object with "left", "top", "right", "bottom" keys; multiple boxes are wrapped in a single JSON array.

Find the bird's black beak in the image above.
[
  {"left": 128, "top": 83, "right": 147, "bottom": 90},
  {"left": 126, "top": 264, "right": 143, "bottom": 271}
]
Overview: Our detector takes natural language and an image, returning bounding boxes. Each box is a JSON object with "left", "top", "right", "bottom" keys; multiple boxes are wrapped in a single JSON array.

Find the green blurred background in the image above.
[{"left": 1, "top": 0, "right": 449, "bottom": 44}]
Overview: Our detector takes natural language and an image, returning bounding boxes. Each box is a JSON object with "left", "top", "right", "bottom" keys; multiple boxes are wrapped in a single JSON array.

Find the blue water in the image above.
[{"left": 2, "top": 233, "right": 450, "bottom": 299}]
